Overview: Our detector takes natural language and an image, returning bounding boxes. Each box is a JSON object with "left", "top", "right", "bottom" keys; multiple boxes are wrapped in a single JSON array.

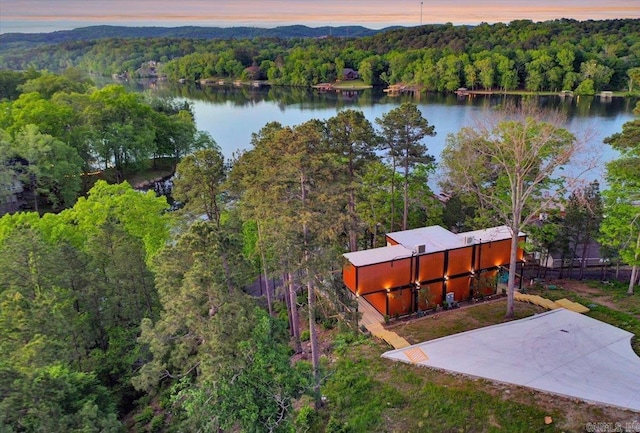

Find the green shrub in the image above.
[
  {"left": 294, "top": 405, "right": 319, "bottom": 432},
  {"left": 332, "top": 331, "right": 365, "bottom": 354},
  {"left": 301, "top": 329, "right": 310, "bottom": 341},
  {"left": 322, "top": 358, "right": 405, "bottom": 432},
  {"left": 297, "top": 290, "right": 308, "bottom": 306},
  {"left": 150, "top": 414, "right": 165, "bottom": 432},
  {"left": 325, "top": 415, "right": 351, "bottom": 433},
  {"left": 322, "top": 317, "right": 338, "bottom": 330},
  {"left": 133, "top": 406, "right": 154, "bottom": 427},
  {"left": 277, "top": 307, "right": 289, "bottom": 324}
]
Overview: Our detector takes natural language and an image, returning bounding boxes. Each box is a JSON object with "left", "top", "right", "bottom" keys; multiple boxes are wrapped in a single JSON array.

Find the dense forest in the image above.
[
  {"left": 1, "top": 20, "right": 640, "bottom": 432},
  {"left": 1, "top": 19, "right": 640, "bottom": 93},
  {"left": 0, "top": 70, "right": 449, "bottom": 432}
]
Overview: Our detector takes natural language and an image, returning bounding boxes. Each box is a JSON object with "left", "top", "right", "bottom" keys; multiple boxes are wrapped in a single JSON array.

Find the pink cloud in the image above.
[{"left": 2, "top": 0, "right": 638, "bottom": 33}]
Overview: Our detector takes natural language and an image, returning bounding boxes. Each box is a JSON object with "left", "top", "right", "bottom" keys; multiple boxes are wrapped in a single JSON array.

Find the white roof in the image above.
[
  {"left": 343, "top": 244, "right": 413, "bottom": 267},
  {"left": 458, "top": 225, "right": 525, "bottom": 244},
  {"left": 386, "top": 225, "right": 466, "bottom": 253},
  {"left": 345, "top": 225, "right": 525, "bottom": 267}
]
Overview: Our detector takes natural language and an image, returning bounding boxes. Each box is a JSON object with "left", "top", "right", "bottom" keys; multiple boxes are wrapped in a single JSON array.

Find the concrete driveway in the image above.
[{"left": 382, "top": 308, "right": 640, "bottom": 411}]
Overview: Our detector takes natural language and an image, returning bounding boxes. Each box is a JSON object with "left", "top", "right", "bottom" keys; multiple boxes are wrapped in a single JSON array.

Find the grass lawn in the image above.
[
  {"left": 391, "top": 299, "right": 545, "bottom": 345},
  {"left": 123, "top": 167, "right": 174, "bottom": 188},
  {"left": 83, "top": 158, "right": 175, "bottom": 191},
  {"left": 314, "top": 283, "right": 640, "bottom": 432},
  {"left": 332, "top": 79, "right": 372, "bottom": 89}
]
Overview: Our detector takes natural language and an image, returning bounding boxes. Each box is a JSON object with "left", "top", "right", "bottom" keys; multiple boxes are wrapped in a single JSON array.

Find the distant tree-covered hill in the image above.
[{"left": 0, "top": 24, "right": 392, "bottom": 44}]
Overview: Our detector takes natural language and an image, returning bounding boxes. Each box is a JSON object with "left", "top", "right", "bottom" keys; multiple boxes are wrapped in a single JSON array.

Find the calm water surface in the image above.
[{"left": 141, "top": 82, "right": 638, "bottom": 185}]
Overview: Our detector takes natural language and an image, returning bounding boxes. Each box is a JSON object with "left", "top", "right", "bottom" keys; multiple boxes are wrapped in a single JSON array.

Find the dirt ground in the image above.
[{"left": 550, "top": 278, "right": 622, "bottom": 310}]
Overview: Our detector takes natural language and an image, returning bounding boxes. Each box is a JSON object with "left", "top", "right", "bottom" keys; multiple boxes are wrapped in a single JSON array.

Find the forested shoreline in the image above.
[{"left": 1, "top": 19, "right": 639, "bottom": 94}]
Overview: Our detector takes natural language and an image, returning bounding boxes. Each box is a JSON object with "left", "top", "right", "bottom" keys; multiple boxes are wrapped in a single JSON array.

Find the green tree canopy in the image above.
[
  {"left": 601, "top": 103, "right": 640, "bottom": 293},
  {"left": 376, "top": 102, "right": 436, "bottom": 231},
  {"left": 10, "top": 124, "right": 83, "bottom": 210},
  {"left": 84, "top": 85, "right": 156, "bottom": 182},
  {"left": 323, "top": 109, "right": 380, "bottom": 251},
  {"left": 441, "top": 102, "right": 581, "bottom": 317}
]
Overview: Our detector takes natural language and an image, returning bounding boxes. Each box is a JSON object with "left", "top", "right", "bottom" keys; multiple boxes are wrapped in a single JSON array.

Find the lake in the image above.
[{"left": 138, "top": 81, "right": 638, "bottom": 186}]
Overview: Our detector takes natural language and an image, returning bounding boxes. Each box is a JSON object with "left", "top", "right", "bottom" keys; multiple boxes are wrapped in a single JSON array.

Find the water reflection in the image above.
[
  {"left": 142, "top": 81, "right": 637, "bottom": 119},
  {"left": 110, "top": 79, "right": 638, "bottom": 188},
  {"left": 110, "top": 78, "right": 637, "bottom": 119}
]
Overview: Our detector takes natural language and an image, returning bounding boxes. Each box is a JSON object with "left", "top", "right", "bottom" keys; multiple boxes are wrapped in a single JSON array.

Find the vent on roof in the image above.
[
  {"left": 464, "top": 236, "right": 475, "bottom": 245},
  {"left": 414, "top": 244, "right": 426, "bottom": 255}
]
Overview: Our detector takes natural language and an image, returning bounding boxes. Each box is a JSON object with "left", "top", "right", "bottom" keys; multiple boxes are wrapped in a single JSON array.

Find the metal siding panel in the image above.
[
  {"left": 418, "top": 283, "right": 443, "bottom": 309},
  {"left": 479, "top": 239, "right": 512, "bottom": 269},
  {"left": 418, "top": 252, "right": 445, "bottom": 282},
  {"left": 343, "top": 263, "right": 357, "bottom": 293},
  {"left": 448, "top": 247, "right": 473, "bottom": 276},
  {"left": 448, "top": 275, "right": 471, "bottom": 301},
  {"left": 364, "top": 292, "right": 388, "bottom": 316},
  {"left": 388, "top": 288, "right": 413, "bottom": 316},
  {"left": 357, "top": 258, "right": 412, "bottom": 295}
]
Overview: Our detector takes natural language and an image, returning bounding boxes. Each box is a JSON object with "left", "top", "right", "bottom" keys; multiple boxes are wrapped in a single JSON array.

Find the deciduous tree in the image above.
[
  {"left": 169, "top": 308, "right": 308, "bottom": 433},
  {"left": 441, "top": 102, "right": 587, "bottom": 317},
  {"left": 10, "top": 124, "right": 83, "bottom": 210},
  {"left": 601, "top": 104, "right": 640, "bottom": 294},
  {"left": 84, "top": 85, "right": 156, "bottom": 182}
]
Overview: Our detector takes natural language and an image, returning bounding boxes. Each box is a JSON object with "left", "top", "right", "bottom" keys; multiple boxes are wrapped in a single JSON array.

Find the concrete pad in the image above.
[{"left": 382, "top": 308, "right": 640, "bottom": 411}]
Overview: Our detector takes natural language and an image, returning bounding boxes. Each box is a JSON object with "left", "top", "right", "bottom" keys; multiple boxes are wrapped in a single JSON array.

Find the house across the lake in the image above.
[
  {"left": 342, "top": 225, "right": 525, "bottom": 317},
  {"left": 342, "top": 68, "right": 359, "bottom": 80},
  {"left": 0, "top": 175, "right": 24, "bottom": 215}
]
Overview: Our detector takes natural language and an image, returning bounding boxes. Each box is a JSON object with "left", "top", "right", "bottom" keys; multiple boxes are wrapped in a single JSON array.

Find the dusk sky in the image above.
[{"left": 1, "top": 0, "right": 638, "bottom": 34}]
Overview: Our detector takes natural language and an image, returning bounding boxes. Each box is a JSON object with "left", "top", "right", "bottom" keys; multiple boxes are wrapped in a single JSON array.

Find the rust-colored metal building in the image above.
[{"left": 343, "top": 225, "right": 525, "bottom": 317}]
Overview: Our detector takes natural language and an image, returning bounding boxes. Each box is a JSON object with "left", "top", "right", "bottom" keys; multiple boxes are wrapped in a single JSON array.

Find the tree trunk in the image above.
[
  {"left": 568, "top": 244, "right": 577, "bottom": 280},
  {"left": 630, "top": 231, "right": 640, "bottom": 295},
  {"left": 402, "top": 158, "right": 409, "bottom": 231},
  {"left": 505, "top": 226, "right": 520, "bottom": 318},
  {"left": 30, "top": 175, "right": 39, "bottom": 212},
  {"left": 282, "top": 274, "right": 292, "bottom": 331},
  {"left": 579, "top": 239, "right": 590, "bottom": 280},
  {"left": 287, "top": 272, "right": 301, "bottom": 353},
  {"left": 300, "top": 169, "right": 321, "bottom": 408},
  {"left": 307, "top": 275, "right": 321, "bottom": 408},
  {"left": 629, "top": 265, "right": 638, "bottom": 295},
  {"left": 390, "top": 160, "right": 396, "bottom": 232},
  {"left": 348, "top": 189, "right": 357, "bottom": 252},
  {"left": 257, "top": 221, "right": 273, "bottom": 315}
]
